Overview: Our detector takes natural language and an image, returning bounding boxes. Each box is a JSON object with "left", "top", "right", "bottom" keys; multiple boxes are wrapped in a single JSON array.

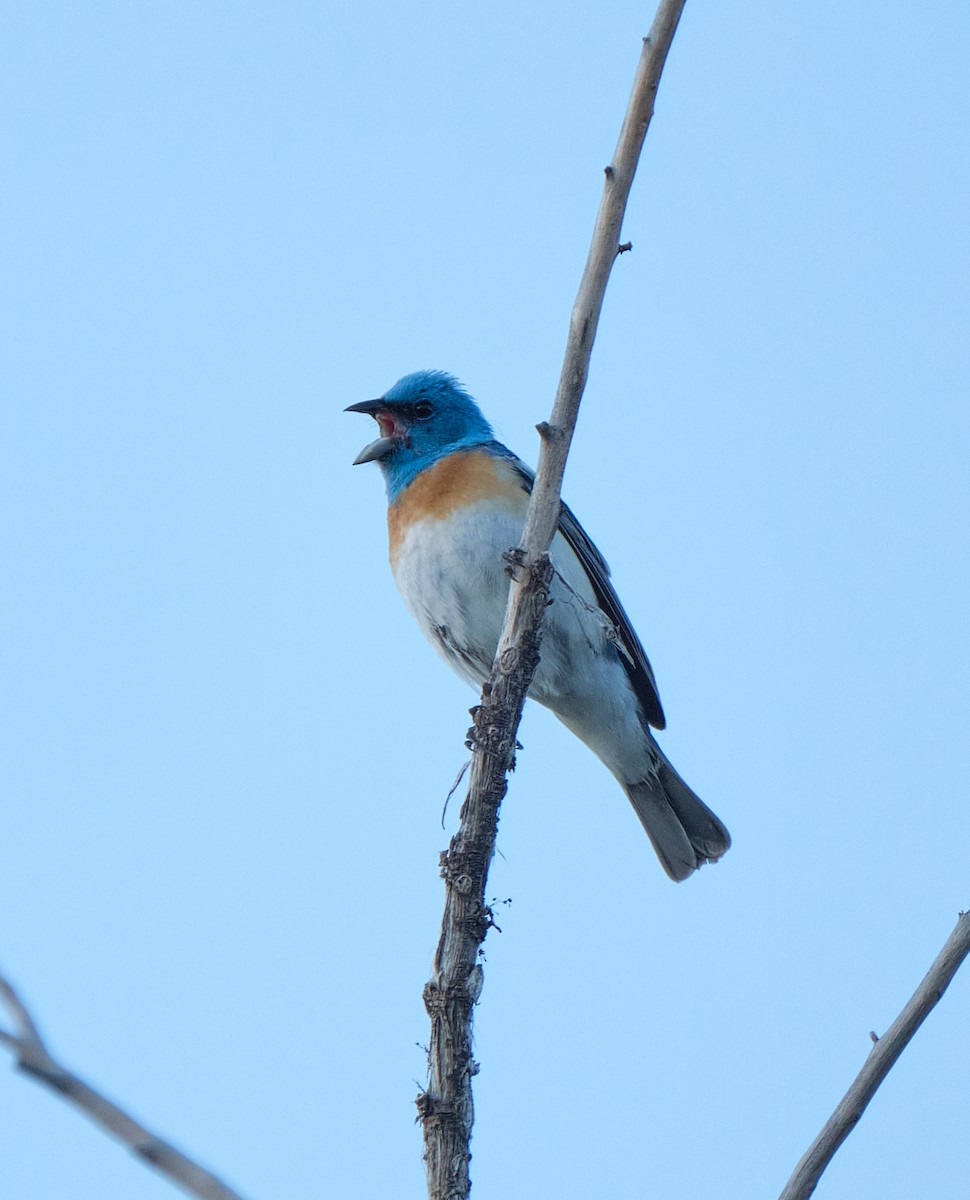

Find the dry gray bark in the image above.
[
  {"left": 416, "top": 5, "right": 689, "bottom": 1198},
  {"left": 778, "top": 909, "right": 970, "bottom": 1200}
]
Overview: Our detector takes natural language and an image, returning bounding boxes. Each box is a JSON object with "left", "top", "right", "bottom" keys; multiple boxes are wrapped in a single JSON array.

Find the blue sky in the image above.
[{"left": 2, "top": 2, "right": 968, "bottom": 1197}]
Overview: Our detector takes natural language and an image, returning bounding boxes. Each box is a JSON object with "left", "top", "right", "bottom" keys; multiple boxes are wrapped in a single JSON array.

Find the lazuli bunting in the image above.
[{"left": 348, "top": 370, "right": 730, "bottom": 880}]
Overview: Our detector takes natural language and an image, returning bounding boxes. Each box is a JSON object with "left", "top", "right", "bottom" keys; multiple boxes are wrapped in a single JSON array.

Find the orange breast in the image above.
[{"left": 388, "top": 449, "right": 524, "bottom": 566}]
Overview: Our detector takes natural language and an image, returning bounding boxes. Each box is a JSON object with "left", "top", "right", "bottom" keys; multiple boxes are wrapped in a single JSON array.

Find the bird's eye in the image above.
[{"left": 413, "top": 400, "right": 434, "bottom": 420}]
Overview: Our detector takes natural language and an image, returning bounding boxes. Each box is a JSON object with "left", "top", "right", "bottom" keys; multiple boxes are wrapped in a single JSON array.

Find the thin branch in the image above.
[
  {"left": 0, "top": 971, "right": 248, "bottom": 1200},
  {"left": 518, "top": 0, "right": 687, "bottom": 566},
  {"left": 417, "top": 5, "right": 689, "bottom": 1198},
  {"left": 779, "top": 910, "right": 970, "bottom": 1200}
]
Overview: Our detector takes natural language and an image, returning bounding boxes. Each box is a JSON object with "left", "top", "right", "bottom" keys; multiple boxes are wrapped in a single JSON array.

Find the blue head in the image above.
[{"left": 346, "top": 370, "right": 495, "bottom": 500}]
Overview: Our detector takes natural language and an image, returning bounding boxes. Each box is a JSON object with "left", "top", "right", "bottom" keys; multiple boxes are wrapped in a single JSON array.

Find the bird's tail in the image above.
[{"left": 624, "top": 748, "right": 731, "bottom": 882}]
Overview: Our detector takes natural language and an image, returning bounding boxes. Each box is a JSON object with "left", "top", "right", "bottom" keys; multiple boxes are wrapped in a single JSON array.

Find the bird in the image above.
[{"left": 346, "top": 370, "right": 730, "bottom": 881}]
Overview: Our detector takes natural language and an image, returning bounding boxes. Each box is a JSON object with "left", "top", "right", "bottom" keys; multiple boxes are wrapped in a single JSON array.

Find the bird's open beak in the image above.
[{"left": 345, "top": 398, "right": 405, "bottom": 465}]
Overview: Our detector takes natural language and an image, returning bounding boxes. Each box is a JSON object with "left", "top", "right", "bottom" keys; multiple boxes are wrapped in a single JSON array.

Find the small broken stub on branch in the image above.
[
  {"left": 535, "top": 420, "right": 566, "bottom": 444},
  {"left": 617, "top": 241, "right": 633, "bottom": 255}
]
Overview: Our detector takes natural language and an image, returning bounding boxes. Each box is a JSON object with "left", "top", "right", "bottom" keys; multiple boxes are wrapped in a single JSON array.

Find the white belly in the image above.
[
  {"left": 391, "top": 501, "right": 522, "bottom": 689},
  {"left": 390, "top": 501, "right": 652, "bottom": 781}
]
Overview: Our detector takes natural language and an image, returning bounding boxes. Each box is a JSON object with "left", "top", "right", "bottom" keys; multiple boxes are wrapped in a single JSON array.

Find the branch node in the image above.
[
  {"left": 535, "top": 420, "right": 566, "bottom": 444},
  {"left": 422, "top": 980, "right": 443, "bottom": 1012},
  {"left": 464, "top": 714, "right": 483, "bottom": 751},
  {"left": 499, "top": 645, "right": 520, "bottom": 674},
  {"left": 502, "top": 546, "right": 527, "bottom": 580},
  {"left": 617, "top": 241, "right": 633, "bottom": 255}
]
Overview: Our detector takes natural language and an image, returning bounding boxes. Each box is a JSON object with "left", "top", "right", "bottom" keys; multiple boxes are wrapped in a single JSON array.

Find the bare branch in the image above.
[
  {"left": 517, "top": 0, "right": 686, "bottom": 568},
  {"left": 779, "top": 910, "right": 970, "bottom": 1200},
  {"left": 0, "top": 970, "right": 248, "bottom": 1200},
  {"left": 418, "top": 5, "right": 688, "bottom": 1198}
]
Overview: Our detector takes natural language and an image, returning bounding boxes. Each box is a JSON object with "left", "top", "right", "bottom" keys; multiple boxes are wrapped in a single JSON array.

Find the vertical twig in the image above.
[
  {"left": 417, "top": 5, "right": 689, "bottom": 1198},
  {"left": 778, "top": 910, "right": 970, "bottom": 1200}
]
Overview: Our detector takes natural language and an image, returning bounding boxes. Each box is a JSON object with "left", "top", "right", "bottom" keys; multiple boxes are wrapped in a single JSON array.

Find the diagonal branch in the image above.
[
  {"left": 778, "top": 909, "right": 970, "bottom": 1200},
  {"left": 417, "top": 5, "right": 689, "bottom": 1199},
  {"left": 0, "top": 970, "right": 248, "bottom": 1200}
]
